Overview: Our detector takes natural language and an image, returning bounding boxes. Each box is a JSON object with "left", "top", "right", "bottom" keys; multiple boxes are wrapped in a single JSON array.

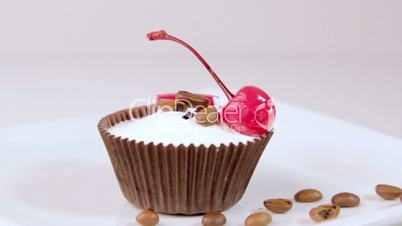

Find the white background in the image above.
[{"left": 1, "top": 0, "right": 402, "bottom": 137}]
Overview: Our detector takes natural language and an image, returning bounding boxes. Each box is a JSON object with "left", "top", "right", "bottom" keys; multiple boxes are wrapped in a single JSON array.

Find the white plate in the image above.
[{"left": 0, "top": 102, "right": 401, "bottom": 226}]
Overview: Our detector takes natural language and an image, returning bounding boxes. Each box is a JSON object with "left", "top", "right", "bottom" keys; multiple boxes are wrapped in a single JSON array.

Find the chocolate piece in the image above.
[
  {"left": 157, "top": 93, "right": 217, "bottom": 106},
  {"left": 98, "top": 105, "right": 273, "bottom": 215},
  {"left": 175, "top": 100, "right": 188, "bottom": 112},
  {"left": 158, "top": 98, "right": 175, "bottom": 112},
  {"left": 158, "top": 98, "right": 187, "bottom": 112},
  {"left": 195, "top": 106, "right": 219, "bottom": 126},
  {"left": 182, "top": 112, "right": 195, "bottom": 120},
  {"left": 176, "top": 91, "right": 210, "bottom": 108}
]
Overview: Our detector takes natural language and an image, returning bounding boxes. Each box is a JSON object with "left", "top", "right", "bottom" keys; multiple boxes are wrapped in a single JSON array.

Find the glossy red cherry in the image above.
[
  {"left": 222, "top": 86, "right": 276, "bottom": 136},
  {"left": 147, "top": 30, "right": 276, "bottom": 136}
]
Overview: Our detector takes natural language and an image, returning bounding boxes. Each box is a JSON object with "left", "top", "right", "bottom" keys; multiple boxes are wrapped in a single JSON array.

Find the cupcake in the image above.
[{"left": 98, "top": 30, "right": 276, "bottom": 215}]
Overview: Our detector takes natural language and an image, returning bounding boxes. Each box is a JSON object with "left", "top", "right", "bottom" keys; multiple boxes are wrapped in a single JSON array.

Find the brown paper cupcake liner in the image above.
[{"left": 98, "top": 105, "right": 273, "bottom": 215}]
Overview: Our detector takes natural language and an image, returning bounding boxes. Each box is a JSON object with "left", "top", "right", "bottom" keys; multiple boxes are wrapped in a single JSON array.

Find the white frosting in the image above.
[{"left": 107, "top": 111, "right": 255, "bottom": 146}]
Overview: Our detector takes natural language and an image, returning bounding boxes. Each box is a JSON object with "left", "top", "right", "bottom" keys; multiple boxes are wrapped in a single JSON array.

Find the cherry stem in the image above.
[{"left": 147, "top": 30, "right": 235, "bottom": 100}]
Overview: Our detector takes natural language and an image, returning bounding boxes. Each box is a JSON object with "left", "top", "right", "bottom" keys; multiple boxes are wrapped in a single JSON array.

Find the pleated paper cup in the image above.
[{"left": 98, "top": 105, "right": 273, "bottom": 215}]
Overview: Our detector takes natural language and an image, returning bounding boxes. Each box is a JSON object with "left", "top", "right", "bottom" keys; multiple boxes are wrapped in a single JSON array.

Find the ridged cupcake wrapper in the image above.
[{"left": 98, "top": 105, "right": 273, "bottom": 215}]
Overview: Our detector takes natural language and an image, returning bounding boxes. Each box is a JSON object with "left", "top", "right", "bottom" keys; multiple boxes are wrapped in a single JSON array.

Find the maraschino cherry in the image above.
[{"left": 147, "top": 30, "right": 276, "bottom": 136}]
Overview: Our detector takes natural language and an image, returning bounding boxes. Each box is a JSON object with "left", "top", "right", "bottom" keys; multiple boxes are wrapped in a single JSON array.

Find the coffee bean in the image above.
[
  {"left": 294, "top": 189, "right": 323, "bottom": 203},
  {"left": 136, "top": 209, "right": 159, "bottom": 226},
  {"left": 263, "top": 198, "right": 292, "bottom": 213},
  {"left": 158, "top": 99, "right": 187, "bottom": 112},
  {"left": 309, "top": 204, "right": 340, "bottom": 222},
  {"left": 202, "top": 212, "right": 227, "bottom": 226},
  {"left": 195, "top": 106, "right": 219, "bottom": 126},
  {"left": 244, "top": 212, "right": 272, "bottom": 226},
  {"left": 331, "top": 192, "right": 360, "bottom": 207},
  {"left": 376, "top": 184, "right": 402, "bottom": 200},
  {"left": 177, "top": 91, "right": 210, "bottom": 108}
]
